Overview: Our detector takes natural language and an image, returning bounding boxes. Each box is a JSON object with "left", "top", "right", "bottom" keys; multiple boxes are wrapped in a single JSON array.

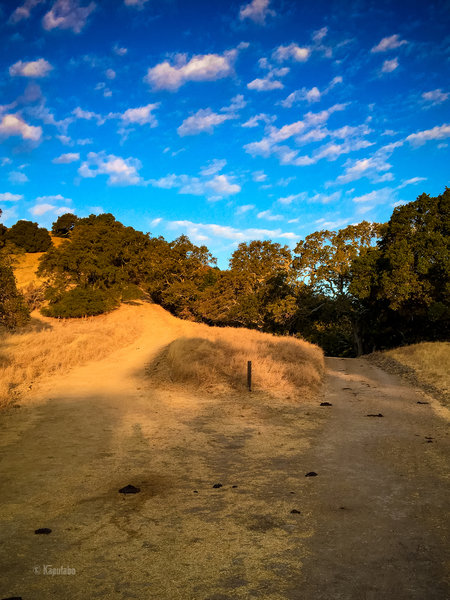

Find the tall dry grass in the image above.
[
  {"left": 374, "top": 342, "right": 450, "bottom": 404},
  {"left": 148, "top": 326, "right": 324, "bottom": 398},
  {"left": 0, "top": 304, "right": 145, "bottom": 407}
]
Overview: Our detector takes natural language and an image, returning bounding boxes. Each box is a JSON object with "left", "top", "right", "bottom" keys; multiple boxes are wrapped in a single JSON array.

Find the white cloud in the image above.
[
  {"left": 335, "top": 155, "right": 393, "bottom": 184},
  {"left": 381, "top": 58, "right": 399, "bottom": 73},
  {"left": 145, "top": 48, "right": 239, "bottom": 91},
  {"left": 35, "top": 194, "right": 72, "bottom": 202},
  {"left": 52, "top": 152, "right": 80, "bottom": 163},
  {"left": 124, "top": 0, "right": 149, "bottom": 7},
  {"left": 200, "top": 159, "right": 227, "bottom": 176},
  {"left": 42, "top": 0, "right": 96, "bottom": 33},
  {"left": 406, "top": 123, "right": 450, "bottom": 146},
  {"left": 78, "top": 151, "right": 143, "bottom": 185},
  {"left": 150, "top": 217, "right": 162, "bottom": 227},
  {"left": 168, "top": 219, "right": 297, "bottom": 242},
  {"left": 277, "top": 192, "right": 306, "bottom": 205},
  {"left": 105, "top": 68, "right": 116, "bottom": 80},
  {"left": 241, "top": 113, "right": 275, "bottom": 128},
  {"left": 272, "top": 43, "right": 310, "bottom": 63},
  {"left": 0, "top": 114, "right": 42, "bottom": 141},
  {"left": 0, "top": 193, "right": 23, "bottom": 201},
  {"left": 120, "top": 103, "right": 159, "bottom": 126},
  {"left": 9, "top": 171, "right": 29, "bottom": 184},
  {"left": 9, "top": 59, "right": 53, "bottom": 78},
  {"left": 207, "top": 174, "right": 241, "bottom": 196},
  {"left": 422, "top": 89, "right": 448, "bottom": 105},
  {"left": 150, "top": 171, "right": 240, "bottom": 200},
  {"left": 351, "top": 188, "right": 392, "bottom": 204},
  {"left": 281, "top": 76, "right": 342, "bottom": 108},
  {"left": 371, "top": 34, "right": 407, "bottom": 53},
  {"left": 396, "top": 177, "right": 427, "bottom": 189},
  {"left": 30, "top": 203, "right": 57, "bottom": 216},
  {"left": 72, "top": 106, "right": 104, "bottom": 125},
  {"left": 235, "top": 204, "right": 255, "bottom": 215},
  {"left": 177, "top": 108, "right": 235, "bottom": 136},
  {"left": 247, "top": 77, "right": 284, "bottom": 91},
  {"left": 257, "top": 209, "right": 283, "bottom": 221},
  {"left": 252, "top": 170, "right": 267, "bottom": 182},
  {"left": 239, "top": 0, "right": 275, "bottom": 24},
  {"left": 55, "top": 206, "right": 75, "bottom": 215},
  {"left": 8, "top": 0, "right": 45, "bottom": 24},
  {"left": 113, "top": 45, "right": 127, "bottom": 56}
]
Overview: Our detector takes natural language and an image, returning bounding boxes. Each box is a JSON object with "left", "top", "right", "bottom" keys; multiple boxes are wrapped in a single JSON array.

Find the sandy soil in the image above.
[{"left": 0, "top": 309, "right": 449, "bottom": 599}]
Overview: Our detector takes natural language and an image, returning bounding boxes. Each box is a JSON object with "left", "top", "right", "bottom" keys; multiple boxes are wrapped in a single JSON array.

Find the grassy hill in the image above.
[
  {"left": 368, "top": 342, "right": 449, "bottom": 406},
  {"left": 11, "top": 236, "right": 65, "bottom": 290},
  {"left": 0, "top": 302, "right": 324, "bottom": 408}
]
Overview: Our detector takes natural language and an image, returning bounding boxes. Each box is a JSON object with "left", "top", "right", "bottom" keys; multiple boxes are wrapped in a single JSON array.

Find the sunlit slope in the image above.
[
  {"left": 369, "top": 342, "right": 449, "bottom": 405},
  {"left": 0, "top": 302, "right": 324, "bottom": 407},
  {"left": 12, "top": 236, "right": 65, "bottom": 290}
]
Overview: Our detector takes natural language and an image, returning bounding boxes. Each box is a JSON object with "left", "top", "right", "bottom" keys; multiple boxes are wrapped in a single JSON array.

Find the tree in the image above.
[
  {"left": 51, "top": 213, "right": 78, "bottom": 238},
  {"left": 293, "top": 222, "right": 382, "bottom": 355},
  {"left": 7, "top": 220, "right": 52, "bottom": 252},
  {"left": 350, "top": 188, "right": 450, "bottom": 347},
  {"left": 0, "top": 210, "right": 30, "bottom": 329}
]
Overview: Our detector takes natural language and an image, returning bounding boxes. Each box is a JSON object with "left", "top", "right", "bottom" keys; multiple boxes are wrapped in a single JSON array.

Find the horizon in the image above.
[{"left": 0, "top": 0, "right": 449, "bottom": 268}]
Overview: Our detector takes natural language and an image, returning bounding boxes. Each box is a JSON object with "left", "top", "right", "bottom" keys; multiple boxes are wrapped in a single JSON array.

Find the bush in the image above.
[
  {"left": 42, "top": 287, "right": 120, "bottom": 318},
  {"left": 7, "top": 220, "right": 52, "bottom": 252}
]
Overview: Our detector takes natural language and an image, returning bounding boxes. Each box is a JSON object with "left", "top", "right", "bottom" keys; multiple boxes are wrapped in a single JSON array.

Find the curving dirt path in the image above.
[{"left": 0, "top": 315, "right": 449, "bottom": 599}]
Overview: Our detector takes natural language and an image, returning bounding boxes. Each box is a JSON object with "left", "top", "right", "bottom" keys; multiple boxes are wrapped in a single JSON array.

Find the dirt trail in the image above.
[{"left": 0, "top": 314, "right": 449, "bottom": 599}]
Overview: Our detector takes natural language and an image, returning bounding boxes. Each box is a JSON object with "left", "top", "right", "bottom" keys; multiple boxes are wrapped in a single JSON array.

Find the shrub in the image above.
[
  {"left": 0, "top": 259, "right": 30, "bottom": 329},
  {"left": 42, "top": 287, "right": 120, "bottom": 318}
]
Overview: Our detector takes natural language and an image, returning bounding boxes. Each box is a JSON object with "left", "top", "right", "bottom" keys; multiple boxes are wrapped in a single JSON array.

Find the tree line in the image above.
[{"left": 1, "top": 187, "right": 448, "bottom": 356}]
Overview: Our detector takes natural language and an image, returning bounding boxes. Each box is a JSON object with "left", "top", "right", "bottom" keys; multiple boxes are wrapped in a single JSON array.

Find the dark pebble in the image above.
[
  {"left": 342, "top": 387, "right": 352, "bottom": 390},
  {"left": 426, "top": 440, "right": 433, "bottom": 443},
  {"left": 212, "top": 483, "right": 223, "bottom": 488},
  {"left": 290, "top": 509, "right": 301, "bottom": 514},
  {"left": 232, "top": 485, "right": 238, "bottom": 488},
  {"left": 119, "top": 485, "right": 140, "bottom": 494},
  {"left": 305, "top": 472, "right": 318, "bottom": 477},
  {"left": 417, "top": 401, "right": 429, "bottom": 405},
  {"left": 320, "top": 402, "right": 333, "bottom": 406},
  {"left": 35, "top": 528, "right": 52, "bottom": 535},
  {"left": 366, "top": 413, "right": 383, "bottom": 417},
  {"left": 193, "top": 490, "right": 198, "bottom": 493},
  {"left": 2, "top": 597, "right": 23, "bottom": 600}
]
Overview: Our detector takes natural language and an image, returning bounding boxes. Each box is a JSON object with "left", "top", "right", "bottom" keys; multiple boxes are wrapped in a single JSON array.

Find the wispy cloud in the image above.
[
  {"left": 406, "top": 123, "right": 450, "bottom": 146},
  {"left": 272, "top": 43, "right": 310, "bottom": 63},
  {"left": 239, "top": 0, "right": 275, "bottom": 24},
  {"left": 281, "top": 76, "right": 342, "bottom": 108},
  {"left": 42, "top": 0, "right": 96, "bottom": 34},
  {"left": 178, "top": 108, "right": 235, "bottom": 136},
  {"left": 8, "top": 0, "right": 45, "bottom": 24},
  {"left": 421, "top": 89, "right": 448, "bottom": 106},
  {"left": 381, "top": 57, "right": 399, "bottom": 73},
  {"left": 0, "top": 193, "right": 23, "bottom": 201},
  {"left": 371, "top": 34, "right": 407, "bottom": 53},
  {"left": 257, "top": 209, "right": 283, "bottom": 221},
  {"left": 52, "top": 152, "right": 80, "bottom": 163},
  {"left": 150, "top": 170, "right": 240, "bottom": 200},
  {"left": 168, "top": 219, "right": 297, "bottom": 242}
]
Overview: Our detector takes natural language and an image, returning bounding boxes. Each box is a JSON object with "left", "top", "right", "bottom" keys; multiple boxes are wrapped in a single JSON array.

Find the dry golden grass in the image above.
[
  {"left": 0, "top": 304, "right": 145, "bottom": 407},
  {"left": 149, "top": 325, "right": 324, "bottom": 398},
  {"left": 11, "top": 236, "right": 65, "bottom": 290},
  {"left": 370, "top": 342, "right": 450, "bottom": 405}
]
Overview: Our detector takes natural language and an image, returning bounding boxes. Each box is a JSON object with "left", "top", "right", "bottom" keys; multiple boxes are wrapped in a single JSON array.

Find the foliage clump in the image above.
[
  {"left": 6, "top": 220, "right": 52, "bottom": 252},
  {"left": 41, "top": 286, "right": 120, "bottom": 318}
]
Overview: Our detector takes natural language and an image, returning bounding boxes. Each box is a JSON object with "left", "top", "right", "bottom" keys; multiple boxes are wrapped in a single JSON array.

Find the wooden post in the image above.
[{"left": 247, "top": 360, "right": 252, "bottom": 392}]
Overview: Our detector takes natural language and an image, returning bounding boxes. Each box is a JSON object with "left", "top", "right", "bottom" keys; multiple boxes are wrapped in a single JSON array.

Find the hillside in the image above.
[
  {"left": 11, "top": 236, "right": 65, "bottom": 290},
  {"left": 0, "top": 302, "right": 324, "bottom": 408},
  {"left": 368, "top": 342, "right": 450, "bottom": 406}
]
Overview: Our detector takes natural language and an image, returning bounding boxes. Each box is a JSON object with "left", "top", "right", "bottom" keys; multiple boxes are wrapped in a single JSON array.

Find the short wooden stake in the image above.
[{"left": 247, "top": 360, "right": 252, "bottom": 392}]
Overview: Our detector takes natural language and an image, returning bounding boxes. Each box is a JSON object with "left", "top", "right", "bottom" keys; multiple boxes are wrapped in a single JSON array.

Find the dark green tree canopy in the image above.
[
  {"left": 7, "top": 220, "right": 52, "bottom": 253},
  {"left": 51, "top": 213, "right": 79, "bottom": 238}
]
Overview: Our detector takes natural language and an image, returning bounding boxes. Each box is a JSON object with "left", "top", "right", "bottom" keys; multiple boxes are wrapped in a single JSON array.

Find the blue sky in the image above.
[{"left": 0, "top": 0, "right": 449, "bottom": 267}]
